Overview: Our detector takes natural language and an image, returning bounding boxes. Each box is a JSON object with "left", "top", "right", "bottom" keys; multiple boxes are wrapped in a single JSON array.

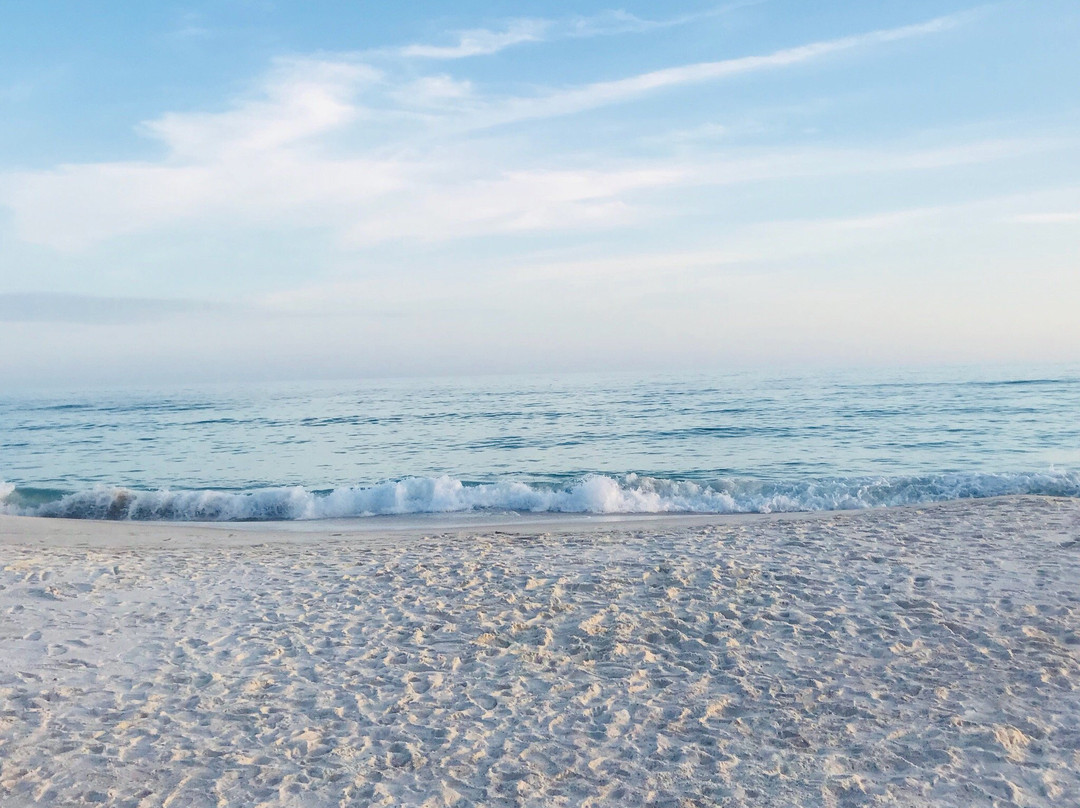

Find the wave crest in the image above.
[{"left": 2, "top": 471, "right": 1079, "bottom": 522}]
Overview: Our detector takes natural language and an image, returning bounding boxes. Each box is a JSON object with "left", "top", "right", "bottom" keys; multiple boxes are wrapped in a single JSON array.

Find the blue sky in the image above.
[{"left": 1, "top": 1, "right": 1078, "bottom": 384}]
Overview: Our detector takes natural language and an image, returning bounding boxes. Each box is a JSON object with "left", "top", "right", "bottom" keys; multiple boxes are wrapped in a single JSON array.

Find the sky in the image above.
[{"left": 1, "top": 0, "right": 1078, "bottom": 386}]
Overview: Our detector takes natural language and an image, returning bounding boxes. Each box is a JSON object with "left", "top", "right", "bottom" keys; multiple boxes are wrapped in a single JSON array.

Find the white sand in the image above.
[{"left": 2, "top": 496, "right": 1079, "bottom": 807}]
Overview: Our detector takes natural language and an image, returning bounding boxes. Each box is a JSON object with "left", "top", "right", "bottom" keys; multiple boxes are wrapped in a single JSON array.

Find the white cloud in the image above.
[
  {"left": 1, "top": 59, "right": 403, "bottom": 250},
  {"left": 343, "top": 167, "right": 686, "bottom": 245},
  {"left": 392, "top": 5, "right": 754, "bottom": 60},
  {"left": 400, "top": 19, "right": 549, "bottom": 59},
  {"left": 562, "top": 8, "right": 710, "bottom": 37},
  {"left": 142, "top": 58, "right": 377, "bottom": 159},
  {"left": 466, "top": 15, "right": 962, "bottom": 129}
]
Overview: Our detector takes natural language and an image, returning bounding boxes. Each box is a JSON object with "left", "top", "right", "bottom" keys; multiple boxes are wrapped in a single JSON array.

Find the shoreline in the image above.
[{"left": 1, "top": 493, "right": 1072, "bottom": 548}]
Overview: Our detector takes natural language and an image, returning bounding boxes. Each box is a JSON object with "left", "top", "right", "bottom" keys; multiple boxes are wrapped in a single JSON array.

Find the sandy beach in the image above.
[{"left": 2, "top": 496, "right": 1079, "bottom": 807}]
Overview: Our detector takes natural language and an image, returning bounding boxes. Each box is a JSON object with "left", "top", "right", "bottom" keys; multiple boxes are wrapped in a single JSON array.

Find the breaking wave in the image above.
[{"left": 2, "top": 471, "right": 1079, "bottom": 522}]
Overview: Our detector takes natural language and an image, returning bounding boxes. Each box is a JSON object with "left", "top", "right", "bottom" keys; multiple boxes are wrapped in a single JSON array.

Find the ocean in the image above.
[{"left": 2, "top": 365, "right": 1079, "bottom": 520}]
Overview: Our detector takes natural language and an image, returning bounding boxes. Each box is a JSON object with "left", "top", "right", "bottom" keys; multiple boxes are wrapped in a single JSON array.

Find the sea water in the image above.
[{"left": 2, "top": 366, "right": 1079, "bottom": 520}]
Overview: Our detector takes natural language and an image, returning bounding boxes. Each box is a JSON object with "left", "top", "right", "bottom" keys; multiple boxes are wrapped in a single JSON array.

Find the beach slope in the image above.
[{"left": 2, "top": 496, "right": 1079, "bottom": 806}]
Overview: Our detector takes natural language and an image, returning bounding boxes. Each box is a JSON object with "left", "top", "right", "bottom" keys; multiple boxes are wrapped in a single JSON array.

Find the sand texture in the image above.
[{"left": 2, "top": 496, "right": 1080, "bottom": 807}]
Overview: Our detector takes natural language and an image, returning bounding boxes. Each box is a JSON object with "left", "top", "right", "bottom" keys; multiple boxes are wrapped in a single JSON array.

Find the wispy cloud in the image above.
[
  {"left": 466, "top": 14, "right": 963, "bottom": 129},
  {"left": 142, "top": 58, "right": 378, "bottom": 159},
  {"left": 343, "top": 167, "right": 687, "bottom": 246},
  {"left": 561, "top": 4, "right": 761, "bottom": 38},
  {"left": 400, "top": 19, "right": 549, "bottom": 59},
  {"left": 393, "top": 4, "right": 757, "bottom": 60},
  {"left": 1, "top": 58, "right": 403, "bottom": 249}
]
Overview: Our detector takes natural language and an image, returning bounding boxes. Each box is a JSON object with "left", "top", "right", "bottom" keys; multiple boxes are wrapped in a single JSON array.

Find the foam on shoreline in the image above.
[{"left": 3, "top": 469, "right": 1079, "bottom": 522}]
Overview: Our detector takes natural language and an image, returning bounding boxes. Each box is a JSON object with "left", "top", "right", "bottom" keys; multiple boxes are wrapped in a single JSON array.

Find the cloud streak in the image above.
[
  {"left": 400, "top": 20, "right": 549, "bottom": 59},
  {"left": 466, "top": 14, "right": 963, "bottom": 128},
  {"left": 393, "top": 4, "right": 759, "bottom": 60}
]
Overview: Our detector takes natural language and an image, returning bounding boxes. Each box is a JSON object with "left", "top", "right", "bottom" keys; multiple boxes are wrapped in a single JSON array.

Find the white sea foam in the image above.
[
  {"left": 0, "top": 481, "right": 14, "bottom": 503},
  {"left": 2, "top": 471, "right": 1078, "bottom": 521}
]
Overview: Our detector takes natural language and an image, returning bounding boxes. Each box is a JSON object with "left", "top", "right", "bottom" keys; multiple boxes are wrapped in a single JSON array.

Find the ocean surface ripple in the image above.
[{"left": 2, "top": 367, "right": 1079, "bottom": 520}]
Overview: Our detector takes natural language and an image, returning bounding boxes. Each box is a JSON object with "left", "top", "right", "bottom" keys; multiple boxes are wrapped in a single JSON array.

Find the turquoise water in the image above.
[{"left": 2, "top": 366, "right": 1079, "bottom": 519}]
